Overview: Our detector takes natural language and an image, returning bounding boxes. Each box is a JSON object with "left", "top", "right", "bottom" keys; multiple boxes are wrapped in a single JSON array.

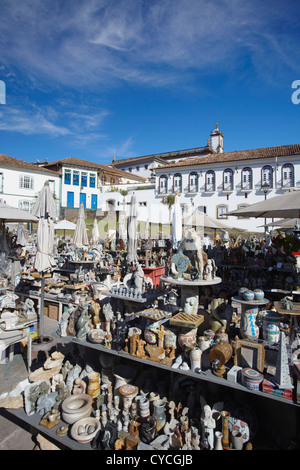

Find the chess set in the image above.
[
  {"left": 169, "top": 312, "right": 204, "bottom": 329},
  {"left": 137, "top": 308, "right": 173, "bottom": 321}
]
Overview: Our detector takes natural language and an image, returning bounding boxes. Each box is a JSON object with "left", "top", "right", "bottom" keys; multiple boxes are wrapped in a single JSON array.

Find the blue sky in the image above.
[{"left": 0, "top": 0, "right": 299, "bottom": 165}]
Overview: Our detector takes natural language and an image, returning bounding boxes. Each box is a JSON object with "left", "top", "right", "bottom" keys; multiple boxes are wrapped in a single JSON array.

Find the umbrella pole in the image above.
[{"left": 39, "top": 272, "right": 45, "bottom": 342}]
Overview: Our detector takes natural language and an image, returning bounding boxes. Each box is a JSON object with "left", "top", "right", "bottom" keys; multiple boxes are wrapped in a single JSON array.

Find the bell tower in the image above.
[{"left": 210, "top": 123, "right": 223, "bottom": 153}]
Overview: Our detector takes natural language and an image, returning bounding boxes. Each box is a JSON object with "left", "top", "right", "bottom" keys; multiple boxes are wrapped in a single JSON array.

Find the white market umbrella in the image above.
[
  {"left": 32, "top": 181, "right": 58, "bottom": 341},
  {"left": 183, "top": 209, "right": 233, "bottom": 230},
  {"left": 127, "top": 193, "right": 138, "bottom": 264},
  {"left": 228, "top": 190, "right": 300, "bottom": 219},
  {"left": 73, "top": 203, "right": 89, "bottom": 246},
  {"left": 258, "top": 218, "right": 299, "bottom": 230},
  {"left": 54, "top": 219, "right": 76, "bottom": 231},
  {"left": 172, "top": 194, "right": 182, "bottom": 249},
  {"left": 0, "top": 203, "right": 38, "bottom": 223},
  {"left": 0, "top": 204, "right": 38, "bottom": 252},
  {"left": 91, "top": 218, "right": 100, "bottom": 243}
]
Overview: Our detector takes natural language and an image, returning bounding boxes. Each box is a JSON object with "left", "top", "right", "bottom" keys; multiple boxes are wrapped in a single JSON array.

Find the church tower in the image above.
[{"left": 210, "top": 123, "right": 224, "bottom": 153}]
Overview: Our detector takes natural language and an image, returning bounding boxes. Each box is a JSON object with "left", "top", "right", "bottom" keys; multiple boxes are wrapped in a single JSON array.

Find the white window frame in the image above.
[{"left": 20, "top": 175, "right": 34, "bottom": 190}]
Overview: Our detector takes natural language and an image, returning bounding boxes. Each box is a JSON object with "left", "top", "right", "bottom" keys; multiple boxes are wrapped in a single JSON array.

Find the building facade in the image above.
[
  {"left": 0, "top": 154, "right": 60, "bottom": 213},
  {"left": 38, "top": 157, "right": 147, "bottom": 216}
]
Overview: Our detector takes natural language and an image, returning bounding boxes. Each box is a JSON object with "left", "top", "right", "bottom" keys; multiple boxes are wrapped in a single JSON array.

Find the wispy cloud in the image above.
[
  {"left": 0, "top": 103, "right": 110, "bottom": 144},
  {"left": 0, "top": 0, "right": 298, "bottom": 90}
]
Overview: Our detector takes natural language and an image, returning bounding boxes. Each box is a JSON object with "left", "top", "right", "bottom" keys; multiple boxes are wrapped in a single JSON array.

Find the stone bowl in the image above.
[
  {"left": 61, "top": 394, "right": 93, "bottom": 424},
  {"left": 70, "top": 417, "right": 100, "bottom": 443}
]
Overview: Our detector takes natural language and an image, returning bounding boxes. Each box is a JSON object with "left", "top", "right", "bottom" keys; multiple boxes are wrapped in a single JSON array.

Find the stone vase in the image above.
[
  {"left": 214, "top": 431, "right": 223, "bottom": 450},
  {"left": 240, "top": 305, "right": 260, "bottom": 340},
  {"left": 153, "top": 399, "right": 166, "bottom": 432},
  {"left": 87, "top": 372, "right": 101, "bottom": 399},
  {"left": 198, "top": 336, "right": 211, "bottom": 352},
  {"left": 189, "top": 347, "right": 202, "bottom": 372},
  {"left": 138, "top": 397, "right": 150, "bottom": 418},
  {"left": 231, "top": 430, "right": 244, "bottom": 450},
  {"left": 221, "top": 411, "right": 230, "bottom": 450}
]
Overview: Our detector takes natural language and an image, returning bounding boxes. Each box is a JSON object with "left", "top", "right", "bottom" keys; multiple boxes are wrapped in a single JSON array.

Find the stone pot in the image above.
[
  {"left": 178, "top": 328, "right": 197, "bottom": 350},
  {"left": 231, "top": 430, "right": 244, "bottom": 450},
  {"left": 70, "top": 417, "right": 100, "bottom": 443},
  {"left": 112, "top": 363, "right": 136, "bottom": 391},
  {"left": 61, "top": 394, "right": 92, "bottom": 424}
]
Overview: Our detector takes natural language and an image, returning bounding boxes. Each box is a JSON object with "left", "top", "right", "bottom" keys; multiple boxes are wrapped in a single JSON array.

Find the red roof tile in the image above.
[
  {"left": 155, "top": 143, "right": 300, "bottom": 170},
  {"left": 0, "top": 154, "right": 58, "bottom": 174}
]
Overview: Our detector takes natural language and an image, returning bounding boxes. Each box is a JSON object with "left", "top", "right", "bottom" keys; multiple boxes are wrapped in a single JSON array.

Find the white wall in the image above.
[{"left": 0, "top": 166, "right": 60, "bottom": 213}]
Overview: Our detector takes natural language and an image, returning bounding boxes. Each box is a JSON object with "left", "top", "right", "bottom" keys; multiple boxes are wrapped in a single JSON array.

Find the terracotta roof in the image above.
[
  {"left": 154, "top": 143, "right": 300, "bottom": 170},
  {"left": 43, "top": 157, "right": 146, "bottom": 181},
  {"left": 0, "top": 154, "right": 58, "bottom": 174}
]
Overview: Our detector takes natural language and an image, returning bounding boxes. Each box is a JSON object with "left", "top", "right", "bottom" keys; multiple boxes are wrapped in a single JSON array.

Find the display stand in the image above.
[{"left": 160, "top": 275, "right": 222, "bottom": 314}]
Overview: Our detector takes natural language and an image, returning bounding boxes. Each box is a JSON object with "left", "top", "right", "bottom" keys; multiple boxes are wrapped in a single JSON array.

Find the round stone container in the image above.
[{"left": 242, "top": 368, "right": 263, "bottom": 391}]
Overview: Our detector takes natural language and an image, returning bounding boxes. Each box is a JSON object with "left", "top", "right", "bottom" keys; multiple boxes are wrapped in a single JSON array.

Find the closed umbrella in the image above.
[
  {"left": 16, "top": 223, "right": 27, "bottom": 246},
  {"left": 32, "top": 181, "right": 58, "bottom": 342},
  {"left": 172, "top": 193, "right": 182, "bottom": 249},
  {"left": 118, "top": 210, "right": 126, "bottom": 241},
  {"left": 73, "top": 203, "right": 89, "bottom": 246},
  {"left": 127, "top": 193, "right": 138, "bottom": 264},
  {"left": 91, "top": 218, "right": 100, "bottom": 243},
  {"left": 144, "top": 218, "right": 150, "bottom": 240}
]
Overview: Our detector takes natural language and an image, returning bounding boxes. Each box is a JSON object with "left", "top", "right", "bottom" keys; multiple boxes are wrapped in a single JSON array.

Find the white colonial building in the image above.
[
  {"left": 98, "top": 124, "right": 300, "bottom": 234},
  {"left": 0, "top": 154, "right": 60, "bottom": 213},
  {"left": 38, "top": 157, "right": 147, "bottom": 216}
]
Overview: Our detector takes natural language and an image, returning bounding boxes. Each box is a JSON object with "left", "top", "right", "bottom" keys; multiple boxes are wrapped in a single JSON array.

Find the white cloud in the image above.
[
  {"left": 0, "top": 104, "right": 110, "bottom": 142},
  {"left": 0, "top": 0, "right": 298, "bottom": 90}
]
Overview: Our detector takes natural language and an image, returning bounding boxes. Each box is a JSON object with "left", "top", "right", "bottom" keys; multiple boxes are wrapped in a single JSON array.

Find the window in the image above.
[
  {"left": 261, "top": 166, "right": 273, "bottom": 189},
  {"left": 128, "top": 168, "right": 132, "bottom": 172},
  {"left": 81, "top": 172, "right": 87, "bottom": 187},
  {"left": 217, "top": 205, "right": 228, "bottom": 219},
  {"left": 173, "top": 173, "right": 182, "bottom": 193},
  {"left": 223, "top": 169, "right": 233, "bottom": 191},
  {"left": 90, "top": 174, "right": 96, "bottom": 188},
  {"left": 64, "top": 170, "right": 71, "bottom": 185},
  {"left": 73, "top": 171, "right": 79, "bottom": 186},
  {"left": 20, "top": 175, "right": 34, "bottom": 190},
  {"left": 241, "top": 167, "right": 253, "bottom": 190},
  {"left": 136, "top": 166, "right": 140, "bottom": 171},
  {"left": 144, "top": 165, "right": 148, "bottom": 170},
  {"left": 101, "top": 175, "right": 106, "bottom": 185},
  {"left": 139, "top": 201, "right": 147, "bottom": 207},
  {"left": 159, "top": 175, "right": 168, "bottom": 194},
  {"left": 282, "top": 164, "right": 294, "bottom": 188},
  {"left": 189, "top": 172, "right": 198, "bottom": 192},
  {"left": 205, "top": 170, "right": 215, "bottom": 192},
  {"left": 19, "top": 200, "right": 34, "bottom": 212}
]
